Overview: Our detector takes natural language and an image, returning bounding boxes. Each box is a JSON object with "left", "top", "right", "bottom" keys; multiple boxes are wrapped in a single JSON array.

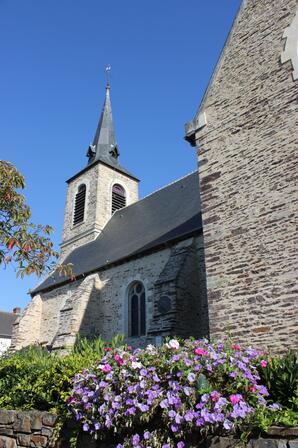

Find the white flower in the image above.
[
  {"left": 168, "top": 339, "right": 180, "bottom": 350},
  {"left": 146, "top": 344, "right": 156, "bottom": 353},
  {"left": 131, "top": 361, "right": 142, "bottom": 369}
]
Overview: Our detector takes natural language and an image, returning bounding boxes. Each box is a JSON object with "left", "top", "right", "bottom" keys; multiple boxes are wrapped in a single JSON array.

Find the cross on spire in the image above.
[{"left": 105, "top": 65, "right": 111, "bottom": 87}]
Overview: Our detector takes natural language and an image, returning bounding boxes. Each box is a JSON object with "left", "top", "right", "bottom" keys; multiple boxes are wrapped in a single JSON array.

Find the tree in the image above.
[{"left": 0, "top": 160, "right": 72, "bottom": 278}]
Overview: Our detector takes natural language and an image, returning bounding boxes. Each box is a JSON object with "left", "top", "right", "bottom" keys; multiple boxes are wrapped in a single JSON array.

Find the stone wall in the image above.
[
  {"left": 10, "top": 296, "right": 42, "bottom": 352},
  {"left": 0, "top": 410, "right": 58, "bottom": 448},
  {"left": 12, "top": 235, "right": 206, "bottom": 351},
  {"left": 186, "top": 0, "right": 298, "bottom": 352},
  {"left": 0, "top": 410, "right": 297, "bottom": 447},
  {"left": 60, "top": 161, "right": 139, "bottom": 260}
]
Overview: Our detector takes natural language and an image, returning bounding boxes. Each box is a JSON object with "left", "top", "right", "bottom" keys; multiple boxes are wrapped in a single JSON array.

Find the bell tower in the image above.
[{"left": 60, "top": 81, "right": 139, "bottom": 260}]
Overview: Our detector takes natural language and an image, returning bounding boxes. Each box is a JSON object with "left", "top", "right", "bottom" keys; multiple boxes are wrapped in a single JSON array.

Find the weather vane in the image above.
[{"left": 105, "top": 65, "right": 111, "bottom": 87}]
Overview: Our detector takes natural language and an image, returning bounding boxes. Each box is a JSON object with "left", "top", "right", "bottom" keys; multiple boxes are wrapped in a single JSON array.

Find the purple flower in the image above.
[
  {"left": 83, "top": 423, "right": 89, "bottom": 432},
  {"left": 210, "top": 390, "right": 220, "bottom": 402},
  {"left": 160, "top": 399, "right": 169, "bottom": 409},
  {"left": 144, "top": 431, "right": 151, "bottom": 440},
  {"left": 171, "top": 424, "right": 179, "bottom": 432},
  {"left": 132, "top": 434, "right": 140, "bottom": 446},
  {"left": 177, "top": 442, "right": 185, "bottom": 448},
  {"left": 175, "top": 414, "right": 184, "bottom": 424},
  {"left": 196, "top": 418, "right": 204, "bottom": 427},
  {"left": 184, "top": 410, "right": 195, "bottom": 422},
  {"left": 223, "top": 419, "right": 233, "bottom": 430},
  {"left": 187, "top": 372, "right": 196, "bottom": 383},
  {"left": 183, "top": 386, "right": 192, "bottom": 396},
  {"left": 269, "top": 403, "right": 280, "bottom": 410},
  {"left": 105, "top": 415, "right": 112, "bottom": 428},
  {"left": 139, "top": 403, "right": 149, "bottom": 412},
  {"left": 184, "top": 358, "right": 193, "bottom": 367},
  {"left": 201, "top": 393, "right": 209, "bottom": 403},
  {"left": 258, "top": 385, "right": 269, "bottom": 396}
]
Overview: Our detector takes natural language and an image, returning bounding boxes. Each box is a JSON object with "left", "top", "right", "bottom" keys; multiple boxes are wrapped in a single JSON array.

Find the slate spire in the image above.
[{"left": 87, "top": 82, "right": 120, "bottom": 166}]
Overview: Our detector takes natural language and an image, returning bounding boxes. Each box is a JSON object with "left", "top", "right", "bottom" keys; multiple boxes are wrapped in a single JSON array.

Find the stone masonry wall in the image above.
[
  {"left": 0, "top": 410, "right": 58, "bottom": 448},
  {"left": 10, "top": 296, "right": 42, "bottom": 352},
  {"left": 0, "top": 410, "right": 297, "bottom": 447},
  {"left": 188, "top": 0, "right": 298, "bottom": 351},
  {"left": 60, "top": 162, "right": 139, "bottom": 260},
  {"left": 12, "top": 235, "right": 205, "bottom": 351}
]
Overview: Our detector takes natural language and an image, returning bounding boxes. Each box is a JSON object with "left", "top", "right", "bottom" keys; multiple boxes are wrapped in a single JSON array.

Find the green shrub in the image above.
[
  {"left": 258, "top": 350, "right": 297, "bottom": 410},
  {"left": 0, "top": 335, "right": 124, "bottom": 417}
]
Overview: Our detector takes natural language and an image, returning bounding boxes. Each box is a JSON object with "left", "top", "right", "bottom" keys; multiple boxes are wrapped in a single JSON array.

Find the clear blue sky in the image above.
[{"left": 0, "top": 0, "right": 241, "bottom": 312}]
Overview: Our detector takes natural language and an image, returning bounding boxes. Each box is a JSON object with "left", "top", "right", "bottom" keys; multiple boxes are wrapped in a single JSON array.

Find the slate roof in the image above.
[
  {"left": 33, "top": 171, "right": 202, "bottom": 294},
  {"left": 84, "top": 85, "right": 138, "bottom": 181},
  {"left": 0, "top": 311, "right": 18, "bottom": 338}
]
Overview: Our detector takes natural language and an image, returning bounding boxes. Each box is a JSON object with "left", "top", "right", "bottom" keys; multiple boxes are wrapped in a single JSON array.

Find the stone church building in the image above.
[
  {"left": 12, "top": 84, "right": 207, "bottom": 351},
  {"left": 12, "top": 0, "right": 297, "bottom": 352}
]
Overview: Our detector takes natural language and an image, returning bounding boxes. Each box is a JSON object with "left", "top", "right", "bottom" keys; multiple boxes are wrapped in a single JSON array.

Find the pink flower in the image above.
[
  {"left": 249, "top": 385, "right": 257, "bottom": 393},
  {"left": 229, "top": 394, "right": 242, "bottom": 405},
  {"left": 194, "top": 348, "right": 208, "bottom": 356},
  {"left": 114, "top": 354, "right": 124, "bottom": 365},
  {"left": 102, "top": 364, "right": 112, "bottom": 374},
  {"left": 168, "top": 339, "right": 180, "bottom": 350},
  {"left": 127, "top": 345, "right": 132, "bottom": 351},
  {"left": 104, "top": 347, "right": 112, "bottom": 352},
  {"left": 232, "top": 344, "right": 241, "bottom": 351},
  {"left": 260, "top": 360, "right": 268, "bottom": 368},
  {"left": 210, "top": 391, "right": 220, "bottom": 402}
]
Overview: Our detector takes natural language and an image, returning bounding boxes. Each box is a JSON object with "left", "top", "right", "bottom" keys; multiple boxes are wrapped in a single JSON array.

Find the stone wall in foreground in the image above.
[
  {"left": 0, "top": 409, "right": 297, "bottom": 447},
  {"left": 0, "top": 410, "right": 58, "bottom": 447}
]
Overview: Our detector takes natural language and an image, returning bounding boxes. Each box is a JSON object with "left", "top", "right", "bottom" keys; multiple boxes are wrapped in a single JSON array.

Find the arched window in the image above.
[
  {"left": 128, "top": 281, "right": 146, "bottom": 337},
  {"left": 112, "top": 184, "right": 126, "bottom": 214},
  {"left": 73, "top": 184, "right": 86, "bottom": 225}
]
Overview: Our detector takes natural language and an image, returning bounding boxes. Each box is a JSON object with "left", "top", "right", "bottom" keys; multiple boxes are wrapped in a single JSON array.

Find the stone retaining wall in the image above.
[
  {"left": 0, "top": 410, "right": 58, "bottom": 447},
  {"left": 0, "top": 410, "right": 297, "bottom": 447}
]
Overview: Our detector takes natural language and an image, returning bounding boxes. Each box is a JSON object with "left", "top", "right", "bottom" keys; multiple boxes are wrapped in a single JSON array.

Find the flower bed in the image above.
[{"left": 68, "top": 339, "right": 282, "bottom": 447}]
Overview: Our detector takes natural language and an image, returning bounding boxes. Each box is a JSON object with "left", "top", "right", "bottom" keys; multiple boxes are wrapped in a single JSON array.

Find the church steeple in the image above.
[
  {"left": 87, "top": 83, "right": 120, "bottom": 167},
  {"left": 60, "top": 76, "right": 139, "bottom": 260}
]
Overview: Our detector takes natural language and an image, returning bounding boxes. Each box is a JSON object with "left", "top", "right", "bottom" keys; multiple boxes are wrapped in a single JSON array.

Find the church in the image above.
[
  {"left": 12, "top": 83, "right": 207, "bottom": 351},
  {"left": 12, "top": 0, "right": 297, "bottom": 353}
]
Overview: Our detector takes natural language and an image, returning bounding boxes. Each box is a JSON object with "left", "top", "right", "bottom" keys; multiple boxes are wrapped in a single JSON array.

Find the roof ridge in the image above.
[{"left": 113, "top": 170, "right": 198, "bottom": 216}]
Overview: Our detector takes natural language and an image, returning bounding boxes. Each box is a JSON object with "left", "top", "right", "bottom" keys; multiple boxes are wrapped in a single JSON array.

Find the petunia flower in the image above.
[{"left": 168, "top": 339, "right": 180, "bottom": 350}]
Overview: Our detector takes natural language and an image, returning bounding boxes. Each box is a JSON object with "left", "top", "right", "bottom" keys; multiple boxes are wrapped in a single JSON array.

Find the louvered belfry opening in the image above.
[
  {"left": 73, "top": 184, "right": 86, "bottom": 225},
  {"left": 112, "top": 184, "right": 126, "bottom": 214}
]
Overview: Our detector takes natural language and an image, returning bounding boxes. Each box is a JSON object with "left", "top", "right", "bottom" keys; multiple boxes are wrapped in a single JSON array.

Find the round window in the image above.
[{"left": 157, "top": 295, "right": 172, "bottom": 314}]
